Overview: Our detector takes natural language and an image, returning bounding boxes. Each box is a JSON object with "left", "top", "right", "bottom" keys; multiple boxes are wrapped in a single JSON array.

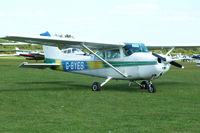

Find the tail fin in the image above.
[{"left": 43, "top": 45, "right": 64, "bottom": 60}]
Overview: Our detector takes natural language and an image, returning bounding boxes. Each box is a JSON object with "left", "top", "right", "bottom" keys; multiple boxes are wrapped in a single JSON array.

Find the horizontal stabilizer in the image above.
[{"left": 19, "top": 62, "right": 60, "bottom": 69}]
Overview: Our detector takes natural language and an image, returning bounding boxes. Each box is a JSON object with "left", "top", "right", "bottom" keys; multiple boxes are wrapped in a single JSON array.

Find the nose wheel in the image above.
[
  {"left": 130, "top": 75, "right": 157, "bottom": 93},
  {"left": 147, "top": 83, "right": 156, "bottom": 93},
  {"left": 140, "top": 81, "right": 156, "bottom": 93}
]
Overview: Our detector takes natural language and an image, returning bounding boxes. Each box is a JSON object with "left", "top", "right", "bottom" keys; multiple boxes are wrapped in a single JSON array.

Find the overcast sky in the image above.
[{"left": 0, "top": 0, "right": 200, "bottom": 43}]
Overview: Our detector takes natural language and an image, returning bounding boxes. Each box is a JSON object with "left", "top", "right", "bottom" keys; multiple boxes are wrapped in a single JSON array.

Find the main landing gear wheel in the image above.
[
  {"left": 147, "top": 84, "right": 156, "bottom": 93},
  {"left": 91, "top": 82, "right": 101, "bottom": 91},
  {"left": 140, "top": 81, "right": 148, "bottom": 89}
]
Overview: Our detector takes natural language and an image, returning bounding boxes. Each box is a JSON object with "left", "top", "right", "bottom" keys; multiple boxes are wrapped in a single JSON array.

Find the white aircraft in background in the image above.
[
  {"left": 0, "top": 47, "right": 86, "bottom": 60},
  {"left": 61, "top": 48, "right": 86, "bottom": 55},
  {"left": 1, "top": 32, "right": 200, "bottom": 93},
  {"left": 172, "top": 53, "right": 194, "bottom": 62},
  {"left": 191, "top": 54, "right": 200, "bottom": 66},
  {"left": 0, "top": 47, "right": 44, "bottom": 60},
  {"left": 0, "top": 42, "right": 29, "bottom": 45},
  {"left": 0, "top": 47, "right": 23, "bottom": 57}
]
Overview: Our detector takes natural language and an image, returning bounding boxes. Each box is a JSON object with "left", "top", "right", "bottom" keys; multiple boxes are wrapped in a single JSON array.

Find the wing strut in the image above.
[
  {"left": 81, "top": 43, "right": 127, "bottom": 78},
  {"left": 101, "top": 77, "right": 112, "bottom": 87}
]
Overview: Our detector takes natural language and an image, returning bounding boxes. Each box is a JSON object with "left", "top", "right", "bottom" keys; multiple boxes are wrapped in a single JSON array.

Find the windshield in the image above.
[
  {"left": 72, "top": 48, "right": 81, "bottom": 53},
  {"left": 123, "top": 43, "right": 148, "bottom": 56}
]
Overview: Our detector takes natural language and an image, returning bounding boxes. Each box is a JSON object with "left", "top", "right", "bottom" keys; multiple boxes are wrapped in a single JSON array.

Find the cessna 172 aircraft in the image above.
[{"left": 1, "top": 32, "right": 200, "bottom": 93}]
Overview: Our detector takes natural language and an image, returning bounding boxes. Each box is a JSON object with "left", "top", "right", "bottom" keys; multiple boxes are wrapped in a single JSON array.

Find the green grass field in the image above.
[{"left": 0, "top": 57, "right": 200, "bottom": 133}]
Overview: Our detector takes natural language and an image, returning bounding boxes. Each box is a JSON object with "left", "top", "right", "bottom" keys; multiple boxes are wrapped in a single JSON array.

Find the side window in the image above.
[
  {"left": 107, "top": 49, "right": 120, "bottom": 59},
  {"left": 67, "top": 49, "right": 71, "bottom": 53},
  {"left": 72, "top": 48, "right": 76, "bottom": 53},
  {"left": 95, "top": 51, "right": 105, "bottom": 59}
]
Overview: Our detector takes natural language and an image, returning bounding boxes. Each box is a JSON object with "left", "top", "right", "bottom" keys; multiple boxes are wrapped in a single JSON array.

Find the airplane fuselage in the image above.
[{"left": 46, "top": 52, "right": 171, "bottom": 80}]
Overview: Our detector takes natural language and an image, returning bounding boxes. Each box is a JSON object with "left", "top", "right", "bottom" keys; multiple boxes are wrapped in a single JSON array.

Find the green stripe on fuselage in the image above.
[
  {"left": 102, "top": 61, "right": 157, "bottom": 67},
  {"left": 44, "top": 58, "right": 157, "bottom": 70},
  {"left": 45, "top": 58, "right": 157, "bottom": 66}
]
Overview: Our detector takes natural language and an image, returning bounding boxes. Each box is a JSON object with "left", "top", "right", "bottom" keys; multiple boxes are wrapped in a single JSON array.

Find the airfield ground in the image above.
[{"left": 0, "top": 57, "right": 200, "bottom": 133}]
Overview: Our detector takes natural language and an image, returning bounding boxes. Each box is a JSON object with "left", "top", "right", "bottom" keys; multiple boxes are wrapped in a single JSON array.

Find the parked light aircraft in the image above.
[
  {"left": 192, "top": 55, "right": 200, "bottom": 66},
  {"left": 0, "top": 42, "right": 29, "bottom": 45},
  {"left": 0, "top": 47, "right": 86, "bottom": 60},
  {"left": 172, "top": 53, "right": 194, "bottom": 62},
  {"left": 1, "top": 32, "right": 200, "bottom": 93},
  {"left": 192, "top": 54, "right": 200, "bottom": 60},
  {"left": 0, "top": 47, "right": 44, "bottom": 60}
]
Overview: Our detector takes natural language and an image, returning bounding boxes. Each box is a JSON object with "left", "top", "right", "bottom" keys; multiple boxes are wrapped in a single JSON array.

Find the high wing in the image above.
[
  {"left": 1, "top": 35, "right": 124, "bottom": 49},
  {"left": 146, "top": 43, "right": 200, "bottom": 48},
  {"left": 2, "top": 34, "right": 200, "bottom": 49}
]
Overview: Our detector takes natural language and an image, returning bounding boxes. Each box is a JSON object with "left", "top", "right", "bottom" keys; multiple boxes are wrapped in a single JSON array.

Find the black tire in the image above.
[
  {"left": 91, "top": 82, "right": 101, "bottom": 91},
  {"left": 140, "top": 81, "right": 148, "bottom": 89},
  {"left": 148, "top": 84, "right": 156, "bottom": 93}
]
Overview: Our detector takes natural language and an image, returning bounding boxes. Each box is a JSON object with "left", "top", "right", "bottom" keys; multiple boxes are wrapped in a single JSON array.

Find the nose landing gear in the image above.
[
  {"left": 130, "top": 75, "right": 156, "bottom": 93},
  {"left": 146, "top": 82, "right": 156, "bottom": 93},
  {"left": 139, "top": 81, "right": 156, "bottom": 93}
]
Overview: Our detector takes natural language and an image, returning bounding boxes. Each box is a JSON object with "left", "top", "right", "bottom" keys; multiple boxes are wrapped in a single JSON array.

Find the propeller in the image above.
[
  {"left": 152, "top": 52, "right": 184, "bottom": 69},
  {"left": 152, "top": 52, "right": 166, "bottom": 61},
  {"left": 170, "top": 61, "right": 184, "bottom": 69}
]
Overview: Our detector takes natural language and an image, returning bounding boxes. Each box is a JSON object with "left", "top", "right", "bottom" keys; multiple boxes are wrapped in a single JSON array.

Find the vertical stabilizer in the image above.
[{"left": 43, "top": 45, "right": 63, "bottom": 60}]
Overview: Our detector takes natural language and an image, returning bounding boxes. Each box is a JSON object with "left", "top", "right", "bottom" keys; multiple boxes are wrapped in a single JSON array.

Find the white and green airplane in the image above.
[{"left": 1, "top": 32, "right": 200, "bottom": 93}]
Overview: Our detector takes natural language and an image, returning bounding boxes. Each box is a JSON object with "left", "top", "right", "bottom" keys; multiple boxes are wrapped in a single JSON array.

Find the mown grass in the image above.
[{"left": 0, "top": 57, "right": 200, "bottom": 133}]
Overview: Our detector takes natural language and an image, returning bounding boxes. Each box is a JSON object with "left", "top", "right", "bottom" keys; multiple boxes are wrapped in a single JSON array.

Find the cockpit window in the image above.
[{"left": 123, "top": 43, "right": 148, "bottom": 56}]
